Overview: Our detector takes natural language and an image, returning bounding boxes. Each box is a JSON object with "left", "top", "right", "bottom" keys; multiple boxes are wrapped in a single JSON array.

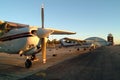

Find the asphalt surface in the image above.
[
  {"left": 0, "top": 47, "right": 88, "bottom": 80},
  {"left": 20, "top": 46, "right": 120, "bottom": 80}
]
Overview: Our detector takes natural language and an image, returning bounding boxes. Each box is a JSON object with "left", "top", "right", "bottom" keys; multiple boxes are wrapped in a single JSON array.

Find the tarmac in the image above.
[
  {"left": 0, "top": 46, "right": 88, "bottom": 80},
  {"left": 1, "top": 46, "right": 120, "bottom": 80},
  {"left": 20, "top": 45, "right": 120, "bottom": 80}
]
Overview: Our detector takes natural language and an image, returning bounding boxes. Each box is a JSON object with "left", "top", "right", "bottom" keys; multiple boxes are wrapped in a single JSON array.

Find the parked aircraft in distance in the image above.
[{"left": 60, "top": 37, "right": 96, "bottom": 49}]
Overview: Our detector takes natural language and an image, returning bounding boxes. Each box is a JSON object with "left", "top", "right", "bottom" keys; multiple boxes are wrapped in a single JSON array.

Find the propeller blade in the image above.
[
  {"left": 41, "top": 38, "right": 47, "bottom": 63},
  {"left": 41, "top": 4, "right": 44, "bottom": 28}
]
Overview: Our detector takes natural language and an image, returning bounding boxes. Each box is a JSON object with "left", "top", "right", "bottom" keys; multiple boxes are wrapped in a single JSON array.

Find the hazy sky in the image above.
[{"left": 0, "top": 0, "right": 120, "bottom": 44}]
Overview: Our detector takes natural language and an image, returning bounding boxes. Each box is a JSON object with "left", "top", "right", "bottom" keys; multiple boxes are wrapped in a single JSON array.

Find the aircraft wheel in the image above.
[{"left": 25, "top": 59, "right": 32, "bottom": 68}]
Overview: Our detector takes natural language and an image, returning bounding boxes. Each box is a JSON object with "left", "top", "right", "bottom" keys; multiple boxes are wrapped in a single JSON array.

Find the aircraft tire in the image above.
[{"left": 25, "top": 59, "right": 32, "bottom": 68}]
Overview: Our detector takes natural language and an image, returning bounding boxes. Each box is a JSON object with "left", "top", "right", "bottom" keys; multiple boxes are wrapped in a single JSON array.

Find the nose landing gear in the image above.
[
  {"left": 25, "top": 55, "right": 38, "bottom": 68},
  {"left": 25, "top": 59, "right": 32, "bottom": 68}
]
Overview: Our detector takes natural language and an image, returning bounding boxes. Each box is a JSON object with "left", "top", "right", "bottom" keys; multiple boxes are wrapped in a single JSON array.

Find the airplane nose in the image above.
[{"left": 36, "top": 28, "right": 53, "bottom": 38}]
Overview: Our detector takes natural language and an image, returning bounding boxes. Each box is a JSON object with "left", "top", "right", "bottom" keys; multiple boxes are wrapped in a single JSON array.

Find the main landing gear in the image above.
[{"left": 25, "top": 55, "right": 38, "bottom": 68}]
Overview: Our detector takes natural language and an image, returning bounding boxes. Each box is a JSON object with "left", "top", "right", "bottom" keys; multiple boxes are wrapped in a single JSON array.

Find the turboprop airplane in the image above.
[{"left": 0, "top": 5, "right": 76, "bottom": 68}]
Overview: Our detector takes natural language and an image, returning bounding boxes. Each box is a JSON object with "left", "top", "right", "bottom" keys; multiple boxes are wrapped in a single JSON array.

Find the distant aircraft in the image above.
[
  {"left": 60, "top": 37, "right": 96, "bottom": 49},
  {"left": 60, "top": 37, "right": 83, "bottom": 47},
  {"left": 0, "top": 5, "right": 76, "bottom": 68}
]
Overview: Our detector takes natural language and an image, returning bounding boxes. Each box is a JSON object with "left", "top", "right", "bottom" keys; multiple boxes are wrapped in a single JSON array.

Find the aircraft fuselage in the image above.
[{"left": 0, "top": 27, "right": 39, "bottom": 54}]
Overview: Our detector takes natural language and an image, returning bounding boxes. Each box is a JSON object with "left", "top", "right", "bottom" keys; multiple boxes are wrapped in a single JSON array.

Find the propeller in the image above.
[
  {"left": 41, "top": 4, "right": 46, "bottom": 63},
  {"left": 36, "top": 4, "right": 53, "bottom": 63},
  {"left": 36, "top": 4, "right": 76, "bottom": 63}
]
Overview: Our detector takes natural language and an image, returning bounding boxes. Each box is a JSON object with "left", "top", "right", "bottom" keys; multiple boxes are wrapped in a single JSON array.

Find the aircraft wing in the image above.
[{"left": 46, "top": 28, "right": 76, "bottom": 35}]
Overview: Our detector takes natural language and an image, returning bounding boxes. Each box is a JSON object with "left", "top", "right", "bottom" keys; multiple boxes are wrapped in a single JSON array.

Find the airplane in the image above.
[
  {"left": 60, "top": 37, "right": 96, "bottom": 50},
  {"left": 60, "top": 37, "right": 84, "bottom": 47},
  {"left": 0, "top": 5, "right": 76, "bottom": 68}
]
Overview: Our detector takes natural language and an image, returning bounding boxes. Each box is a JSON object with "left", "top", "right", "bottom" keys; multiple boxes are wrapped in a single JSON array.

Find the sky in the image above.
[{"left": 0, "top": 0, "right": 120, "bottom": 44}]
